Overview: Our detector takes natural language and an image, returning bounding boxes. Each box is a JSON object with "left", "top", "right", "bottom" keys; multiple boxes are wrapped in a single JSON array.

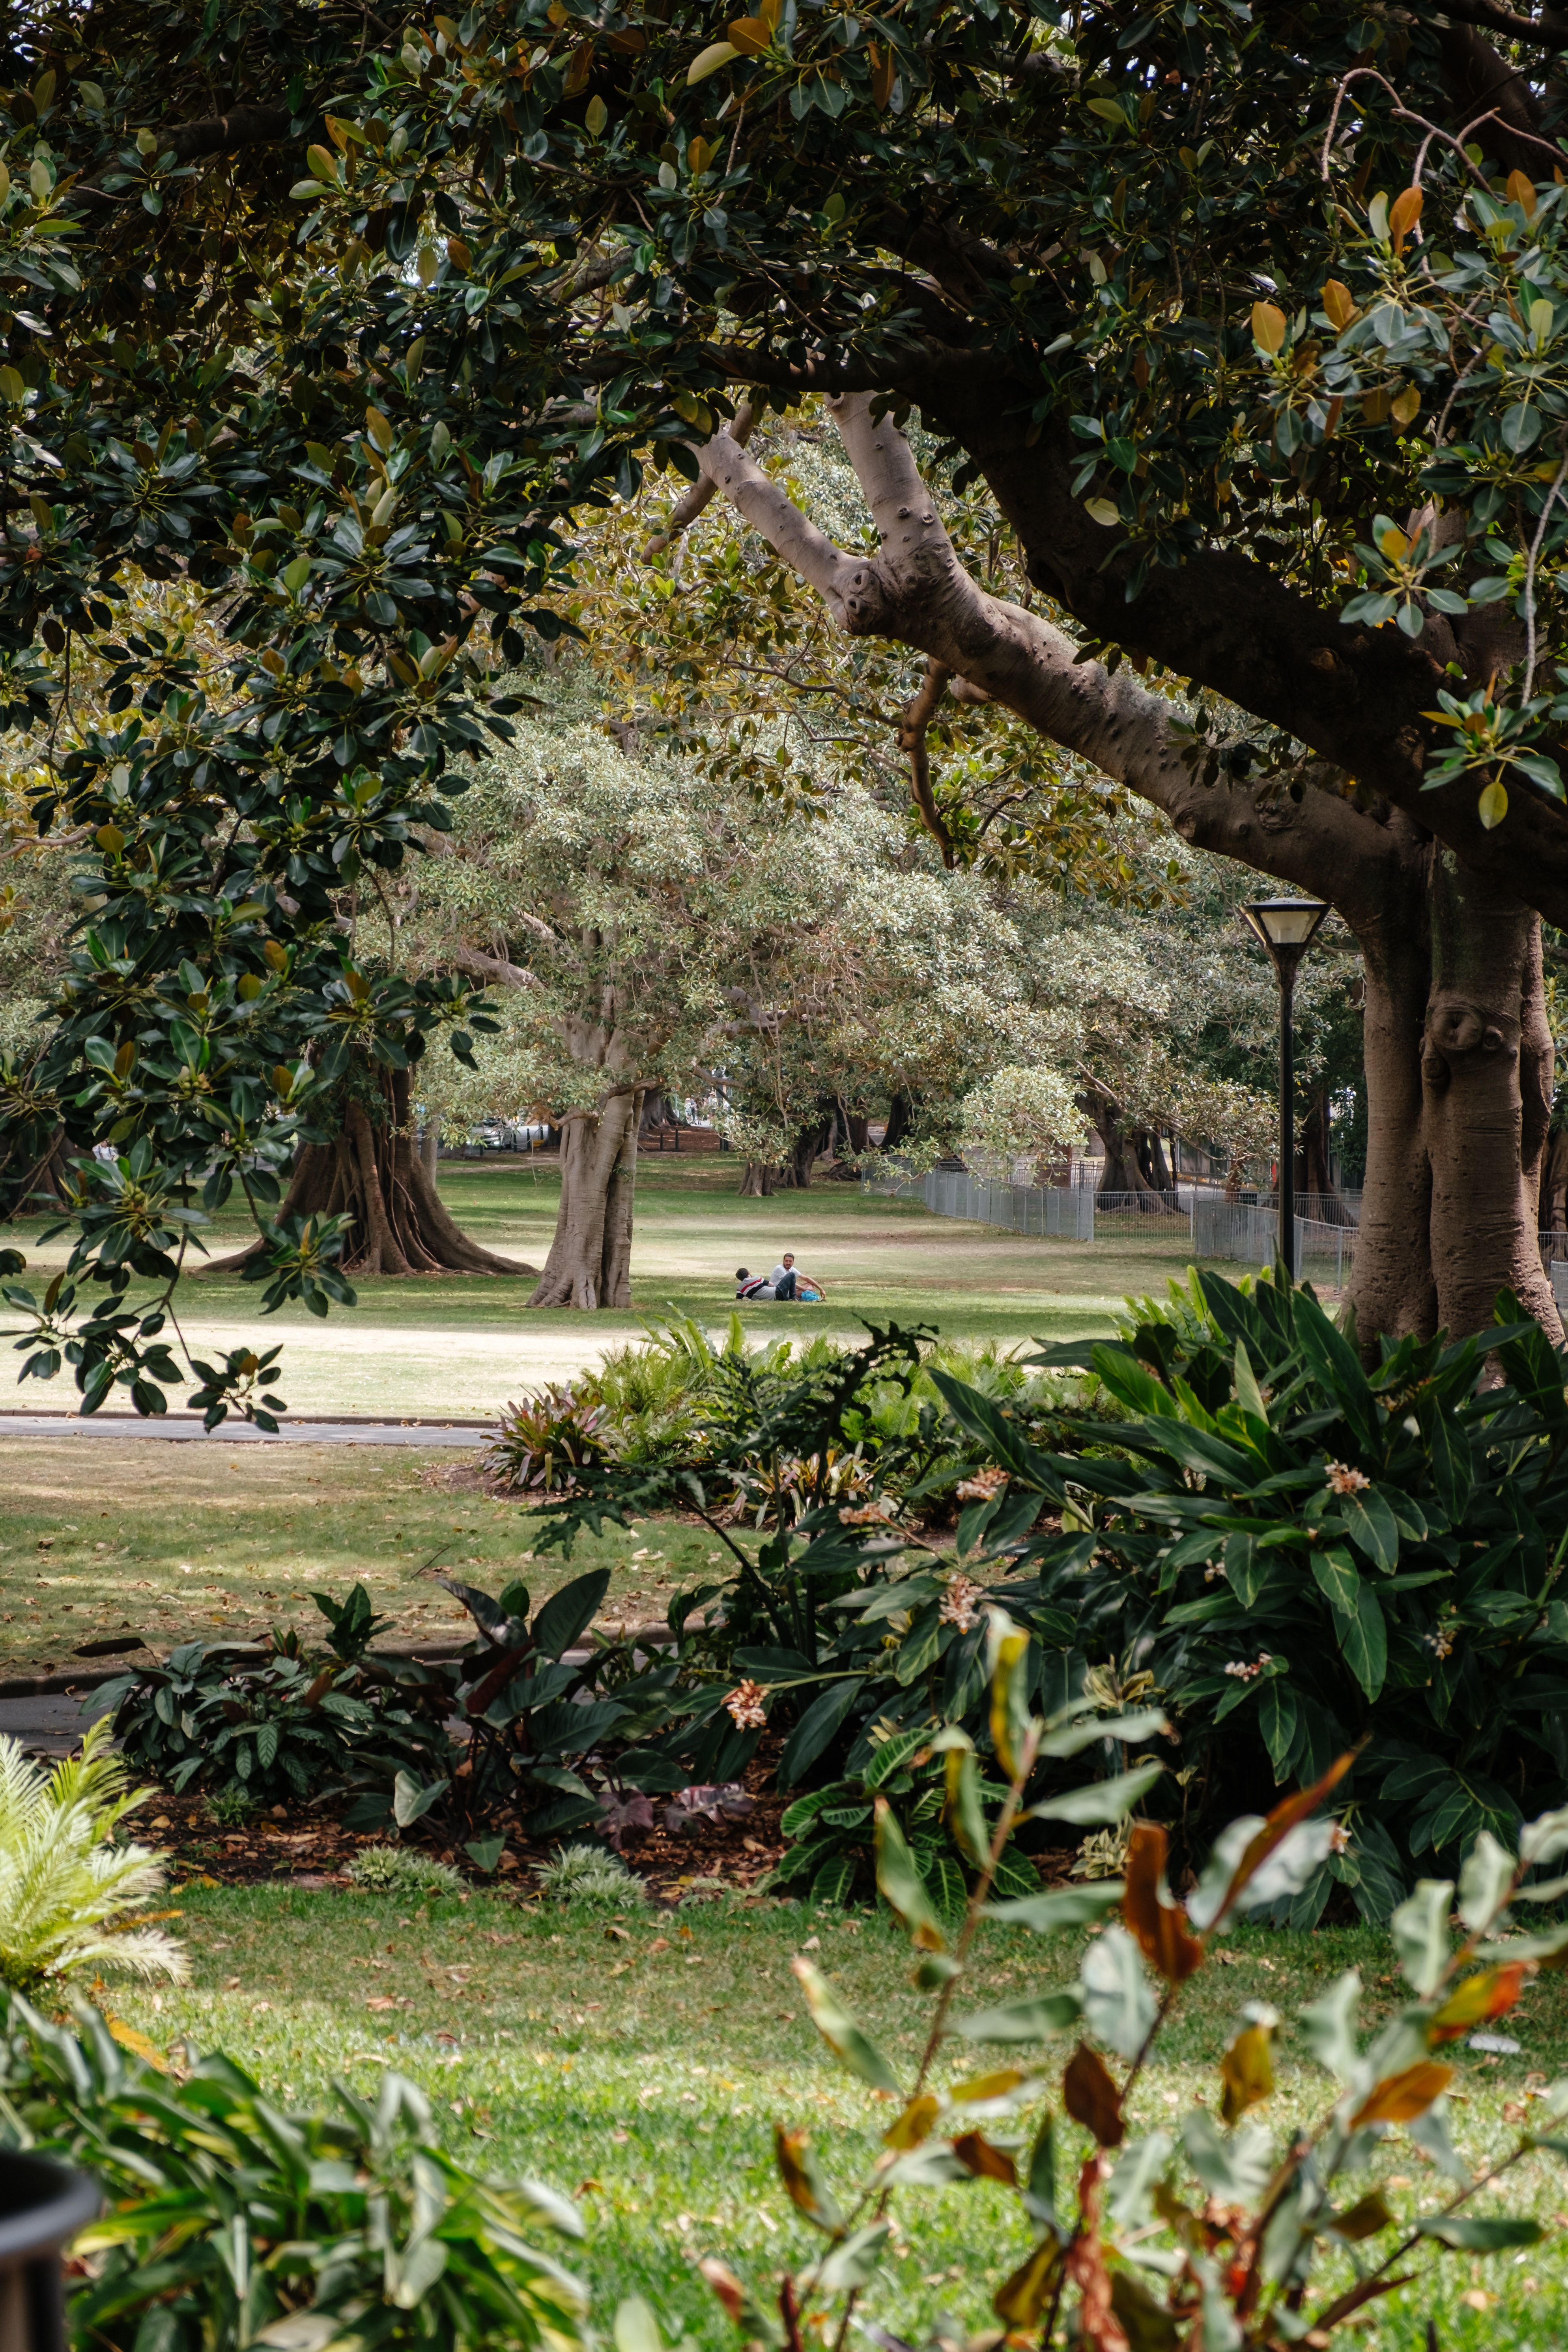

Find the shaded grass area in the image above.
[
  {"left": 0, "top": 1439, "right": 722, "bottom": 1669},
  {"left": 1, "top": 1161, "right": 1209, "bottom": 1419},
  {"left": 106, "top": 1884, "right": 1568, "bottom": 2351}
]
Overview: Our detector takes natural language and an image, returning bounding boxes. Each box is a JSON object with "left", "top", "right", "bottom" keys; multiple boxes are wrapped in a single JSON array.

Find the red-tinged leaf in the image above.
[
  {"left": 1064, "top": 2156, "right": 1131, "bottom": 2352},
  {"left": 951, "top": 2130, "right": 1017, "bottom": 2185},
  {"left": 1217, "top": 1750, "right": 1357, "bottom": 1924},
  {"left": 1063, "top": 2042, "right": 1124, "bottom": 2148},
  {"left": 1428, "top": 1964, "right": 1527, "bottom": 2044},
  {"left": 1123, "top": 1822, "right": 1204, "bottom": 1984},
  {"left": 773, "top": 2126, "right": 843, "bottom": 2231},
  {"left": 1349, "top": 2061, "right": 1454, "bottom": 2129}
]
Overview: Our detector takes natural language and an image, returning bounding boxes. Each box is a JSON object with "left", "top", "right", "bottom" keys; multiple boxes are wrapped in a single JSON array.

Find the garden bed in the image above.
[{"left": 151, "top": 1739, "right": 795, "bottom": 1905}]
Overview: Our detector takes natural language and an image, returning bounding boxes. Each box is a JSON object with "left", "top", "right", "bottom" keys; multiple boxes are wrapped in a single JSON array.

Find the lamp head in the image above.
[{"left": 1240, "top": 897, "right": 1331, "bottom": 973}]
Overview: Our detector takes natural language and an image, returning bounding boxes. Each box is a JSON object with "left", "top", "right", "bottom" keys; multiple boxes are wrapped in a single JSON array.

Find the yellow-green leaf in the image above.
[
  {"left": 688, "top": 40, "right": 740, "bottom": 84},
  {"left": 1084, "top": 497, "right": 1119, "bottom": 526},
  {"left": 792, "top": 1956, "right": 902, "bottom": 2092},
  {"left": 1478, "top": 779, "right": 1508, "bottom": 830},
  {"left": 585, "top": 94, "right": 608, "bottom": 135}
]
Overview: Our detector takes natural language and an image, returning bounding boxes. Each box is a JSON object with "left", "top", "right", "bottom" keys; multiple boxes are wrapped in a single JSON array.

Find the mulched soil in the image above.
[{"left": 153, "top": 1739, "right": 792, "bottom": 1907}]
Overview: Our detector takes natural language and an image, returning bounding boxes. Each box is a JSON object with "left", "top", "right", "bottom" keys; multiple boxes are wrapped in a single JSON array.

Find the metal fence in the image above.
[
  {"left": 869, "top": 1168, "right": 1356, "bottom": 1283},
  {"left": 874, "top": 1169, "right": 1095, "bottom": 1238}
]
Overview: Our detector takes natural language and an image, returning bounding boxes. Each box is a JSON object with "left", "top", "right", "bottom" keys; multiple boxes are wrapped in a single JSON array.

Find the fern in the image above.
[{"left": 0, "top": 1721, "right": 188, "bottom": 1991}]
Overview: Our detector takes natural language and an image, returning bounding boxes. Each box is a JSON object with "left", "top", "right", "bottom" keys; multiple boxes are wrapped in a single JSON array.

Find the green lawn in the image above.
[
  {"left": 1, "top": 1159, "right": 1205, "bottom": 1421},
  {"left": 0, "top": 1437, "right": 720, "bottom": 1670},
  {"left": 105, "top": 1881, "right": 1568, "bottom": 2352}
]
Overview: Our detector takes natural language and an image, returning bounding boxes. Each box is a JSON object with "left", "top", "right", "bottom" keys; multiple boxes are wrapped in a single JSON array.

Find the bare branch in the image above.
[
  {"left": 898, "top": 658, "right": 958, "bottom": 867},
  {"left": 693, "top": 397, "right": 1404, "bottom": 929},
  {"left": 642, "top": 400, "right": 755, "bottom": 560}
]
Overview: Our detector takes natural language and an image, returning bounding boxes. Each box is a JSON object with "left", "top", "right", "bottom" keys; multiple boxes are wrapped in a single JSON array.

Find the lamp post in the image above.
[{"left": 1239, "top": 897, "right": 1331, "bottom": 1281}]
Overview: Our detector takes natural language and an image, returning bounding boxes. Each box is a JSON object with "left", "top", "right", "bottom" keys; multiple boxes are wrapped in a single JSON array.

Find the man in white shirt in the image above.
[{"left": 770, "top": 1252, "right": 825, "bottom": 1300}]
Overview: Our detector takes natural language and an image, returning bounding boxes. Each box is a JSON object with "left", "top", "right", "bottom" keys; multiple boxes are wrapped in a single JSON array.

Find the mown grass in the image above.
[
  {"left": 1, "top": 1160, "right": 1210, "bottom": 1420},
  {"left": 0, "top": 1438, "right": 731, "bottom": 1669},
  {"left": 105, "top": 1882, "right": 1568, "bottom": 2352}
]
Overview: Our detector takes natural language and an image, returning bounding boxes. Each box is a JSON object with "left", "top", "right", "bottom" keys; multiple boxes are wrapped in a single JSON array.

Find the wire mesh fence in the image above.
[{"left": 866, "top": 1167, "right": 1559, "bottom": 1296}]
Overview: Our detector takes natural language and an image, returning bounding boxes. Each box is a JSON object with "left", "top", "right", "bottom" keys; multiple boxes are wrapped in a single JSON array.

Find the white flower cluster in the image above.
[{"left": 1222, "top": 1653, "right": 1274, "bottom": 1683}]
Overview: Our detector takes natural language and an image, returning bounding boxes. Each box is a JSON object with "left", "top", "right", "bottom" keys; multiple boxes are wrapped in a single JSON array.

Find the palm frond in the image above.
[{"left": 0, "top": 1720, "right": 188, "bottom": 1991}]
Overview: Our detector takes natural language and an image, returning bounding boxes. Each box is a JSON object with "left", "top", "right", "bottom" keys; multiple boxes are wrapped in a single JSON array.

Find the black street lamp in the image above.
[{"left": 1239, "top": 897, "right": 1331, "bottom": 1280}]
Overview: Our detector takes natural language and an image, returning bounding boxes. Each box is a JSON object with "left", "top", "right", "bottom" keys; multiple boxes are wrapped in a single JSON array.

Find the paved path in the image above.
[
  {"left": 0, "top": 1414, "right": 490, "bottom": 1446},
  {"left": 0, "top": 1691, "right": 115, "bottom": 1757}
]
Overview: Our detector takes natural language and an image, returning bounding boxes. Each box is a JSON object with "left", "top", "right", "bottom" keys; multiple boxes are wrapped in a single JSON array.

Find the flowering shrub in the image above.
[{"left": 932, "top": 1270, "right": 1568, "bottom": 1919}]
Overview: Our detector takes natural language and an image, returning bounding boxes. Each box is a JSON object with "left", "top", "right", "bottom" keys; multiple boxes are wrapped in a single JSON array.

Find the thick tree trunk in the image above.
[
  {"left": 529, "top": 1087, "right": 645, "bottom": 1308},
  {"left": 1349, "top": 853, "right": 1561, "bottom": 1347},
  {"left": 789, "top": 1116, "right": 830, "bottom": 1189},
  {"left": 1087, "top": 1091, "right": 1176, "bottom": 1213},
  {"left": 1425, "top": 858, "right": 1558, "bottom": 1341},
  {"left": 884, "top": 1089, "right": 917, "bottom": 1151},
  {"left": 739, "top": 1160, "right": 777, "bottom": 1196},
  {"left": 213, "top": 1072, "right": 532, "bottom": 1277},
  {"left": 1296, "top": 1094, "right": 1351, "bottom": 1223}
]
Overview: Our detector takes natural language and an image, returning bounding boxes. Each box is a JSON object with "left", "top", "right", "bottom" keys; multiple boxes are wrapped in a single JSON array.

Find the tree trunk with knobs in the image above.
[
  {"left": 223, "top": 1071, "right": 533, "bottom": 1278},
  {"left": 739, "top": 1160, "right": 777, "bottom": 1196},
  {"left": 528, "top": 1087, "right": 645, "bottom": 1309},
  {"left": 692, "top": 396, "right": 1564, "bottom": 1349}
]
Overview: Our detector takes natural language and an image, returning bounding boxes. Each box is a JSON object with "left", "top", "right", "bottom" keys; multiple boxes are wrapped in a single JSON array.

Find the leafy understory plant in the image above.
[
  {"left": 693, "top": 1610, "right": 1568, "bottom": 2350},
  {"left": 4, "top": 1999, "right": 590, "bottom": 2352},
  {"left": 347, "top": 1846, "right": 467, "bottom": 1898},
  {"left": 0, "top": 1722, "right": 187, "bottom": 1991},
  {"left": 536, "top": 1844, "right": 645, "bottom": 1904}
]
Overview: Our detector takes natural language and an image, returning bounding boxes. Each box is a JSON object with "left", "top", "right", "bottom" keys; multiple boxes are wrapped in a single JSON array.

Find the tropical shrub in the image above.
[
  {"left": 376, "top": 1569, "right": 731, "bottom": 1844},
  {"left": 933, "top": 1270, "right": 1568, "bottom": 1919},
  {"left": 101, "top": 1595, "right": 451, "bottom": 1808},
  {"left": 0, "top": 1723, "right": 187, "bottom": 1992},
  {"left": 768, "top": 1725, "right": 1039, "bottom": 1910},
  {"left": 0, "top": 1995, "right": 589, "bottom": 2352},
  {"left": 485, "top": 1385, "right": 610, "bottom": 1495},
  {"left": 699, "top": 1613, "right": 1568, "bottom": 2352}
]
